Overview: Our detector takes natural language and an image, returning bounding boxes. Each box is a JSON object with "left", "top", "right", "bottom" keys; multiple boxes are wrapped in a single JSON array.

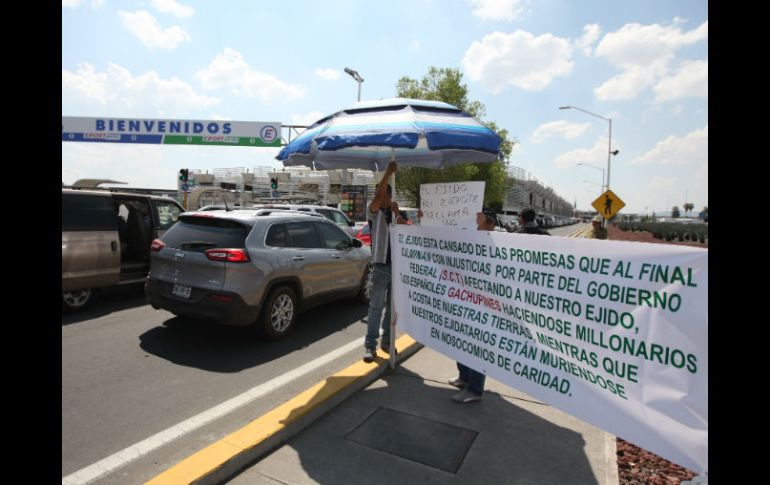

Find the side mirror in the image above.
[
  {"left": 351, "top": 238, "right": 363, "bottom": 248},
  {"left": 348, "top": 220, "right": 355, "bottom": 226}
]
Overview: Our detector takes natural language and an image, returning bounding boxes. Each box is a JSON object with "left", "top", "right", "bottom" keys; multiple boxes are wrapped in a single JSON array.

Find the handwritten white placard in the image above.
[{"left": 420, "top": 181, "right": 485, "bottom": 229}]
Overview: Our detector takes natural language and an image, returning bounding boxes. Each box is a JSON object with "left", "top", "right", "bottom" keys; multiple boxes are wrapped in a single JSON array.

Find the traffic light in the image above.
[
  {"left": 179, "top": 168, "right": 189, "bottom": 183},
  {"left": 270, "top": 177, "right": 278, "bottom": 190}
]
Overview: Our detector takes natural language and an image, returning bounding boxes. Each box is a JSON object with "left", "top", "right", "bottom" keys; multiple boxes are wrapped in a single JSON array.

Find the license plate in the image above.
[{"left": 172, "top": 284, "right": 192, "bottom": 299}]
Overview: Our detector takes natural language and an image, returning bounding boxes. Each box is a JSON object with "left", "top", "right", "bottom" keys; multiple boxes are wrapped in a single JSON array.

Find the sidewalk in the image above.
[{"left": 148, "top": 334, "right": 618, "bottom": 485}]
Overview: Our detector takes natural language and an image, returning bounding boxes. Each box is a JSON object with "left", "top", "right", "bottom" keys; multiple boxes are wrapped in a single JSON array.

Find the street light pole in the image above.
[
  {"left": 577, "top": 162, "right": 605, "bottom": 190},
  {"left": 344, "top": 67, "right": 364, "bottom": 102},
  {"left": 559, "top": 106, "right": 617, "bottom": 192},
  {"left": 582, "top": 180, "right": 602, "bottom": 197}
]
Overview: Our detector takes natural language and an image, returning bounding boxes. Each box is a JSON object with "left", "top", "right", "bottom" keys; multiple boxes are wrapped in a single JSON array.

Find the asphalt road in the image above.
[
  {"left": 62, "top": 284, "right": 370, "bottom": 482},
  {"left": 62, "top": 223, "right": 584, "bottom": 483}
]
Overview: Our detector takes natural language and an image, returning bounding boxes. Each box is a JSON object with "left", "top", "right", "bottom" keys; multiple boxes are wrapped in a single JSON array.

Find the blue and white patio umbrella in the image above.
[{"left": 276, "top": 98, "right": 501, "bottom": 170}]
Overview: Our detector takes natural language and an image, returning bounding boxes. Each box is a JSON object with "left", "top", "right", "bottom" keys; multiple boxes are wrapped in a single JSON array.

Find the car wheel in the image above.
[
  {"left": 358, "top": 264, "right": 372, "bottom": 304},
  {"left": 62, "top": 289, "right": 94, "bottom": 312},
  {"left": 258, "top": 286, "right": 298, "bottom": 340}
]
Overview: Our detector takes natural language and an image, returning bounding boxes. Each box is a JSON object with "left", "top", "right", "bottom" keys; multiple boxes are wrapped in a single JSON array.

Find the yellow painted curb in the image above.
[
  {"left": 146, "top": 334, "right": 419, "bottom": 485},
  {"left": 569, "top": 226, "right": 591, "bottom": 238}
]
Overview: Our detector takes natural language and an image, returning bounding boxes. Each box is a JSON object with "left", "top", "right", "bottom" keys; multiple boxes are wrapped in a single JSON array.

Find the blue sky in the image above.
[{"left": 62, "top": 0, "right": 708, "bottom": 214}]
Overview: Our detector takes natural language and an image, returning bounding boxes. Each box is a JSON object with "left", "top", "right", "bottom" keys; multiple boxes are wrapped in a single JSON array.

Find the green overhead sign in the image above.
[{"left": 62, "top": 117, "right": 282, "bottom": 147}]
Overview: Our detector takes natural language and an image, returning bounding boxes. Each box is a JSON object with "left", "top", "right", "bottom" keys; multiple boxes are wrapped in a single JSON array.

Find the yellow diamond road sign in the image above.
[{"left": 592, "top": 189, "right": 625, "bottom": 220}]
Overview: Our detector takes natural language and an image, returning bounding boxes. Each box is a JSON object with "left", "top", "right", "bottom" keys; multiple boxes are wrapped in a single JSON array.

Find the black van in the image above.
[{"left": 62, "top": 188, "right": 184, "bottom": 312}]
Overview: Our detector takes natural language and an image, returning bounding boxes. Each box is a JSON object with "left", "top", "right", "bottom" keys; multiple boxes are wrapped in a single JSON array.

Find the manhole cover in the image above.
[{"left": 345, "top": 407, "right": 478, "bottom": 473}]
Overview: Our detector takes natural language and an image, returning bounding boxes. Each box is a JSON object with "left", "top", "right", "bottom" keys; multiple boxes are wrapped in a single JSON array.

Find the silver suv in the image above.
[
  {"left": 144, "top": 210, "right": 372, "bottom": 339},
  {"left": 250, "top": 204, "right": 357, "bottom": 236}
]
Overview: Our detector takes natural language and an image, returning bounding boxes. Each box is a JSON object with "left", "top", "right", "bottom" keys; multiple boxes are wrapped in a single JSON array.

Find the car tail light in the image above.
[
  {"left": 209, "top": 294, "right": 234, "bottom": 302},
  {"left": 205, "top": 248, "right": 250, "bottom": 262},
  {"left": 151, "top": 239, "right": 165, "bottom": 252}
]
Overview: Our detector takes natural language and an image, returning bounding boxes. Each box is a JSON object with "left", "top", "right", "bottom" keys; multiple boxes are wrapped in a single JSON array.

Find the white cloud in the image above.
[
  {"left": 650, "top": 176, "right": 677, "bottom": 189},
  {"left": 92, "top": 0, "right": 105, "bottom": 8},
  {"left": 291, "top": 111, "right": 326, "bottom": 127},
  {"left": 462, "top": 30, "right": 573, "bottom": 93},
  {"left": 150, "top": 0, "right": 195, "bottom": 18},
  {"left": 62, "top": 62, "right": 220, "bottom": 116},
  {"left": 595, "top": 20, "right": 707, "bottom": 67},
  {"left": 119, "top": 10, "right": 190, "bottom": 50},
  {"left": 593, "top": 20, "right": 707, "bottom": 101},
  {"left": 654, "top": 60, "right": 708, "bottom": 101},
  {"left": 552, "top": 137, "right": 609, "bottom": 169},
  {"left": 467, "top": 0, "right": 525, "bottom": 21},
  {"left": 315, "top": 68, "right": 340, "bottom": 81},
  {"left": 632, "top": 126, "right": 708, "bottom": 166},
  {"left": 575, "top": 24, "right": 600, "bottom": 56},
  {"left": 594, "top": 63, "right": 667, "bottom": 101},
  {"left": 195, "top": 48, "right": 304, "bottom": 103},
  {"left": 531, "top": 120, "right": 590, "bottom": 143}
]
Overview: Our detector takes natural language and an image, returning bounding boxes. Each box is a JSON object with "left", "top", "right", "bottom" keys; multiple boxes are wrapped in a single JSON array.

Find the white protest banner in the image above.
[
  {"left": 419, "top": 182, "right": 485, "bottom": 229},
  {"left": 391, "top": 225, "right": 707, "bottom": 473}
]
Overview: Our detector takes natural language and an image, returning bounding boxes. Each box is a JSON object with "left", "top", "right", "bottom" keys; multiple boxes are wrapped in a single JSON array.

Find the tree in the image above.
[
  {"left": 683, "top": 202, "right": 694, "bottom": 216},
  {"left": 394, "top": 67, "right": 514, "bottom": 207},
  {"left": 671, "top": 206, "right": 681, "bottom": 218}
]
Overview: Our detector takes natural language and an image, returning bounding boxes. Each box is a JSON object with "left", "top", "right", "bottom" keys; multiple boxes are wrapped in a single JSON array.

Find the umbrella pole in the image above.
[
  {"left": 388, "top": 162, "right": 397, "bottom": 369},
  {"left": 389, "top": 300, "right": 396, "bottom": 368}
]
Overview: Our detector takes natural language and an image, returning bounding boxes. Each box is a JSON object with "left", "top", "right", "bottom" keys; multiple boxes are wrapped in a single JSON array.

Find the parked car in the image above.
[
  {"left": 496, "top": 215, "right": 519, "bottom": 232},
  {"left": 200, "top": 206, "right": 325, "bottom": 219},
  {"left": 197, "top": 204, "right": 246, "bottom": 211},
  {"left": 250, "top": 203, "right": 357, "bottom": 236},
  {"left": 399, "top": 207, "right": 420, "bottom": 225},
  {"left": 355, "top": 224, "right": 371, "bottom": 246},
  {"left": 144, "top": 210, "right": 372, "bottom": 339},
  {"left": 354, "top": 207, "right": 418, "bottom": 245},
  {"left": 62, "top": 188, "right": 185, "bottom": 312}
]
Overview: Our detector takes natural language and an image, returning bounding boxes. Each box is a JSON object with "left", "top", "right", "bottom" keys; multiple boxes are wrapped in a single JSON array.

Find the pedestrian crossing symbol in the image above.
[{"left": 592, "top": 189, "right": 625, "bottom": 220}]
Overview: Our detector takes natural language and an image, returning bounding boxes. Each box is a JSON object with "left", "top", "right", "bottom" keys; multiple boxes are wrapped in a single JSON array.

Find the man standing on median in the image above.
[
  {"left": 363, "top": 161, "right": 410, "bottom": 363},
  {"left": 448, "top": 207, "right": 498, "bottom": 403},
  {"left": 589, "top": 215, "right": 608, "bottom": 239}
]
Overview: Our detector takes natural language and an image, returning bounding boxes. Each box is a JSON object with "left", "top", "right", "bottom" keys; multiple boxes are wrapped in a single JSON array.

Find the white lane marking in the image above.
[{"left": 62, "top": 338, "right": 363, "bottom": 485}]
